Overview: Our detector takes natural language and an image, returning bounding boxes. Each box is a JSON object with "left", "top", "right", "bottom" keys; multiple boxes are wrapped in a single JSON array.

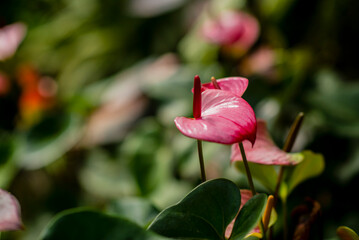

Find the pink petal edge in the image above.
[
  {"left": 201, "top": 77, "right": 248, "bottom": 97},
  {"left": 231, "top": 119, "right": 302, "bottom": 165},
  {"left": 0, "top": 189, "right": 23, "bottom": 231},
  {"left": 175, "top": 90, "right": 256, "bottom": 145}
]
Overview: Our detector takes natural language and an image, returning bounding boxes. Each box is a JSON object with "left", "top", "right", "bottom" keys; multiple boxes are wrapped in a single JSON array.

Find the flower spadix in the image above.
[
  {"left": 231, "top": 119, "right": 303, "bottom": 165},
  {"left": 174, "top": 75, "right": 256, "bottom": 145}
]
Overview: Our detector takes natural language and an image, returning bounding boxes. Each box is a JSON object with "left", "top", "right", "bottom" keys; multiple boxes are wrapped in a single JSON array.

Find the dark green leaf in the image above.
[
  {"left": 148, "top": 178, "right": 241, "bottom": 240},
  {"left": 39, "top": 208, "right": 171, "bottom": 240},
  {"left": 230, "top": 194, "right": 267, "bottom": 240}
]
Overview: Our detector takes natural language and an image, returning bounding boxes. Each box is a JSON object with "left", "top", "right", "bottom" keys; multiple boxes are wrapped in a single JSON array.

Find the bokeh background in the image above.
[{"left": 1, "top": 0, "right": 359, "bottom": 239}]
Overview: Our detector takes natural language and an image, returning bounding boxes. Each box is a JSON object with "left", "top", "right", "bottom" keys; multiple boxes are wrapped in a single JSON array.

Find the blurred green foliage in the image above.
[{"left": 1, "top": 0, "right": 359, "bottom": 239}]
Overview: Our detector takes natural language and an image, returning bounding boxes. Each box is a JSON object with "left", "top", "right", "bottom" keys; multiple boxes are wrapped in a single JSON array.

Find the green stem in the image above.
[
  {"left": 238, "top": 142, "right": 256, "bottom": 196},
  {"left": 273, "top": 112, "right": 305, "bottom": 203},
  {"left": 197, "top": 140, "right": 206, "bottom": 182},
  {"left": 238, "top": 142, "right": 267, "bottom": 240},
  {"left": 271, "top": 112, "right": 305, "bottom": 240}
]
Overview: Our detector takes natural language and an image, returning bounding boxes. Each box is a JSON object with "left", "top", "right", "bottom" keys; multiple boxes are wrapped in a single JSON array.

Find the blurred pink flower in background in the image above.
[
  {"left": 0, "top": 189, "right": 23, "bottom": 231},
  {"left": 239, "top": 46, "right": 279, "bottom": 81},
  {"left": 202, "top": 10, "right": 259, "bottom": 56},
  {"left": 0, "top": 22, "right": 27, "bottom": 61}
]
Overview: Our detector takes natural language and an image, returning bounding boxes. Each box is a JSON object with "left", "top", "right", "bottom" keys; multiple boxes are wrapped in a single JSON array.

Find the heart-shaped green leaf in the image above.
[
  {"left": 230, "top": 194, "right": 267, "bottom": 240},
  {"left": 148, "top": 178, "right": 241, "bottom": 240},
  {"left": 39, "top": 208, "right": 171, "bottom": 240},
  {"left": 286, "top": 150, "right": 325, "bottom": 194}
]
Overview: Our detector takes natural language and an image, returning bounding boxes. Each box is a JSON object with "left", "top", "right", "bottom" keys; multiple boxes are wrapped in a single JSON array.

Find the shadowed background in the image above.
[{"left": 1, "top": 0, "right": 359, "bottom": 239}]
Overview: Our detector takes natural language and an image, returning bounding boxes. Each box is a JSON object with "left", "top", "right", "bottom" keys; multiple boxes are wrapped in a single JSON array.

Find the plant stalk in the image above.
[
  {"left": 238, "top": 142, "right": 256, "bottom": 196},
  {"left": 271, "top": 112, "right": 305, "bottom": 240},
  {"left": 197, "top": 140, "right": 206, "bottom": 182},
  {"left": 238, "top": 142, "right": 267, "bottom": 240},
  {"left": 273, "top": 112, "right": 304, "bottom": 203}
]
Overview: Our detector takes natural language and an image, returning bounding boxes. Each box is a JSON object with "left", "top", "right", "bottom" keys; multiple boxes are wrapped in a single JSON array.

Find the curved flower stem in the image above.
[
  {"left": 273, "top": 112, "right": 304, "bottom": 203},
  {"left": 238, "top": 142, "right": 256, "bottom": 196},
  {"left": 197, "top": 140, "right": 206, "bottom": 182},
  {"left": 239, "top": 142, "right": 267, "bottom": 240},
  {"left": 271, "top": 112, "right": 305, "bottom": 240}
]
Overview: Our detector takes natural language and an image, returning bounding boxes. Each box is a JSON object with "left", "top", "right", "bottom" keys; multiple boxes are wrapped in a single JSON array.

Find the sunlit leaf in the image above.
[
  {"left": 148, "top": 178, "right": 241, "bottom": 240},
  {"left": 286, "top": 151, "right": 325, "bottom": 194},
  {"left": 234, "top": 161, "right": 277, "bottom": 192}
]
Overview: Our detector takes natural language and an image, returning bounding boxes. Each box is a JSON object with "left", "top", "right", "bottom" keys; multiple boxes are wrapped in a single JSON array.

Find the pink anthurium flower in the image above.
[
  {"left": 202, "top": 11, "right": 245, "bottom": 45},
  {"left": 0, "top": 189, "right": 23, "bottom": 231},
  {"left": 175, "top": 75, "right": 256, "bottom": 145},
  {"left": 231, "top": 119, "right": 303, "bottom": 165}
]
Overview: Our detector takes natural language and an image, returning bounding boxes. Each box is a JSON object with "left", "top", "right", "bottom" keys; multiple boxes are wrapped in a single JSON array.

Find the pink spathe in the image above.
[
  {"left": 200, "top": 77, "right": 248, "bottom": 97},
  {"left": 175, "top": 89, "right": 256, "bottom": 145},
  {"left": 231, "top": 119, "right": 302, "bottom": 165}
]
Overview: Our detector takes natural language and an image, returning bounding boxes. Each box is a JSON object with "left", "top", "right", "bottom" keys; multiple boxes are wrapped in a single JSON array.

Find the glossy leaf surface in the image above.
[
  {"left": 39, "top": 209, "right": 171, "bottom": 240},
  {"left": 230, "top": 194, "right": 267, "bottom": 240},
  {"left": 148, "top": 178, "right": 241, "bottom": 240}
]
